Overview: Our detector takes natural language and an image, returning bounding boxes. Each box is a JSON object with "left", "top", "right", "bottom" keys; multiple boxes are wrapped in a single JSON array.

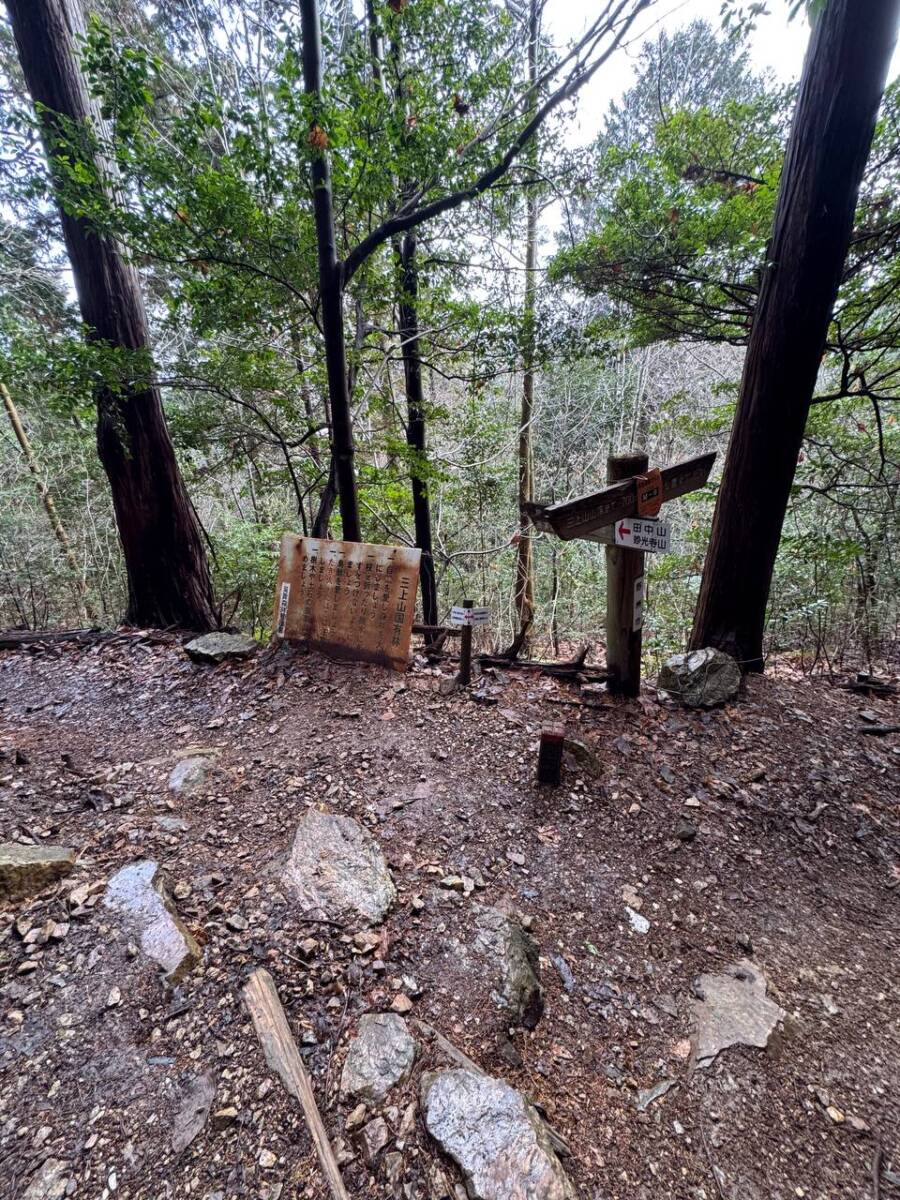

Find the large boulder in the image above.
[
  {"left": 184, "top": 632, "right": 258, "bottom": 664},
  {"left": 0, "top": 844, "right": 76, "bottom": 902},
  {"left": 282, "top": 810, "right": 396, "bottom": 927},
  {"left": 472, "top": 906, "right": 544, "bottom": 1030},
  {"left": 658, "top": 647, "right": 741, "bottom": 708},
  {"left": 340, "top": 1013, "right": 417, "bottom": 1104},
  {"left": 421, "top": 1069, "right": 577, "bottom": 1200},
  {"left": 103, "top": 860, "right": 200, "bottom": 985}
]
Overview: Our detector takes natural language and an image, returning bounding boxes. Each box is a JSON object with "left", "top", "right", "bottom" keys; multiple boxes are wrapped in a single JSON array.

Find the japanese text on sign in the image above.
[
  {"left": 614, "top": 517, "right": 671, "bottom": 553},
  {"left": 272, "top": 535, "right": 422, "bottom": 671},
  {"left": 449, "top": 606, "right": 490, "bottom": 627},
  {"left": 633, "top": 576, "right": 645, "bottom": 631}
]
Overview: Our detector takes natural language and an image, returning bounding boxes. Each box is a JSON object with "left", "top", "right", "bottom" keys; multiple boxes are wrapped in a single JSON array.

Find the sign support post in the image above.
[
  {"left": 605, "top": 452, "right": 648, "bottom": 697},
  {"left": 458, "top": 598, "right": 474, "bottom": 686}
]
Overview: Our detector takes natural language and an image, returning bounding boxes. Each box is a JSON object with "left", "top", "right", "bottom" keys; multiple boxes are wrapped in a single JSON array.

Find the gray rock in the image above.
[
  {"left": 341, "top": 1013, "right": 416, "bottom": 1104},
  {"left": 0, "top": 844, "right": 76, "bottom": 901},
  {"left": 692, "top": 959, "right": 786, "bottom": 1067},
  {"left": 359, "top": 1115, "right": 391, "bottom": 1163},
  {"left": 184, "top": 632, "right": 258, "bottom": 664},
  {"left": 103, "top": 860, "right": 201, "bottom": 985},
  {"left": 172, "top": 1071, "right": 217, "bottom": 1153},
  {"left": 563, "top": 737, "right": 600, "bottom": 775},
  {"left": 154, "top": 815, "right": 191, "bottom": 834},
  {"left": 473, "top": 906, "right": 544, "bottom": 1029},
  {"left": 635, "top": 1079, "right": 677, "bottom": 1111},
  {"left": 22, "top": 1158, "right": 69, "bottom": 1200},
  {"left": 658, "top": 647, "right": 741, "bottom": 708},
  {"left": 421, "top": 1069, "right": 576, "bottom": 1200},
  {"left": 282, "top": 810, "right": 396, "bottom": 926},
  {"left": 168, "top": 757, "right": 210, "bottom": 794}
]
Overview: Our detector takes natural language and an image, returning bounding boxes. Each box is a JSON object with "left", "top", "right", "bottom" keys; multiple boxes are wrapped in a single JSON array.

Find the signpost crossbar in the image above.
[{"left": 524, "top": 451, "right": 715, "bottom": 541}]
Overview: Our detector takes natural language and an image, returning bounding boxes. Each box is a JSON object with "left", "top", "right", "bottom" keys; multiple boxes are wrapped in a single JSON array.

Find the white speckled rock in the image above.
[
  {"left": 658, "top": 647, "right": 741, "bottom": 708},
  {"left": 104, "top": 860, "right": 200, "bottom": 984},
  {"left": 421, "top": 1069, "right": 577, "bottom": 1200},
  {"left": 282, "top": 810, "right": 395, "bottom": 926}
]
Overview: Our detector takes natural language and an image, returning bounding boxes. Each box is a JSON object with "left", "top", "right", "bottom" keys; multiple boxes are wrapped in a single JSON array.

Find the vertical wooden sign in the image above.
[
  {"left": 272, "top": 535, "right": 421, "bottom": 672},
  {"left": 605, "top": 452, "right": 648, "bottom": 697}
]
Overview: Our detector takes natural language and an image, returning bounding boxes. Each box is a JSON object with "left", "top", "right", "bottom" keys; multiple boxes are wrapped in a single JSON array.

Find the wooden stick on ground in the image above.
[{"left": 243, "top": 968, "right": 350, "bottom": 1200}]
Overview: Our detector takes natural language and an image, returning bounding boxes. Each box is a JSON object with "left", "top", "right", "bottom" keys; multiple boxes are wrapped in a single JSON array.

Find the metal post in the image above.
[
  {"left": 458, "top": 598, "right": 474, "bottom": 686},
  {"left": 605, "top": 451, "right": 648, "bottom": 697}
]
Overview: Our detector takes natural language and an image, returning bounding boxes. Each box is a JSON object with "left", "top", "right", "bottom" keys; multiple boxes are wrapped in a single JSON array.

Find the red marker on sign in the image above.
[{"left": 618, "top": 522, "right": 630, "bottom": 539}]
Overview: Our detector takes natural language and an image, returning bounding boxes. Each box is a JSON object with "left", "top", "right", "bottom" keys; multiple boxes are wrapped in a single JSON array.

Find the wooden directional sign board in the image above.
[
  {"left": 273, "top": 534, "right": 421, "bottom": 671},
  {"left": 524, "top": 452, "right": 715, "bottom": 541}
]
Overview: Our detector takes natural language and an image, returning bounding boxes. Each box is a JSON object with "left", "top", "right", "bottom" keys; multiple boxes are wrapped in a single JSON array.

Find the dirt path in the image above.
[{"left": 1, "top": 640, "right": 898, "bottom": 1200}]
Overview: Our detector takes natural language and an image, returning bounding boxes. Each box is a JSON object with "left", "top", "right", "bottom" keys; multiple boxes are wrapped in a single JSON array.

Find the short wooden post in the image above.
[
  {"left": 605, "top": 451, "right": 648, "bottom": 697},
  {"left": 458, "top": 598, "right": 474, "bottom": 686}
]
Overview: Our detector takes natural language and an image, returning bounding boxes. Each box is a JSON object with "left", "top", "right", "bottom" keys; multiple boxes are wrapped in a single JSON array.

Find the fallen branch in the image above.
[
  {"left": 837, "top": 673, "right": 897, "bottom": 697},
  {"left": 478, "top": 644, "right": 609, "bottom": 682},
  {"left": 243, "top": 969, "right": 350, "bottom": 1200},
  {"left": 0, "top": 628, "right": 178, "bottom": 651},
  {"left": 858, "top": 724, "right": 900, "bottom": 736}
]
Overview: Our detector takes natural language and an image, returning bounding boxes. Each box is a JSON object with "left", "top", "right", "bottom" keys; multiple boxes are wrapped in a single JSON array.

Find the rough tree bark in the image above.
[
  {"left": 690, "top": 0, "right": 900, "bottom": 669},
  {"left": 299, "top": 0, "right": 361, "bottom": 542},
  {"left": 6, "top": 0, "right": 218, "bottom": 630},
  {"left": 514, "top": 0, "right": 540, "bottom": 637}
]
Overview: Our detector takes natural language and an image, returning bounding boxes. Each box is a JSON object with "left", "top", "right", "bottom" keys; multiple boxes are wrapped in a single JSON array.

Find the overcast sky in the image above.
[{"left": 551, "top": 0, "right": 900, "bottom": 144}]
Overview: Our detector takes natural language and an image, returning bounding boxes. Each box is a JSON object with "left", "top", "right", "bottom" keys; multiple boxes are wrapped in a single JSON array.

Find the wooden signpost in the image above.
[{"left": 525, "top": 450, "right": 715, "bottom": 697}]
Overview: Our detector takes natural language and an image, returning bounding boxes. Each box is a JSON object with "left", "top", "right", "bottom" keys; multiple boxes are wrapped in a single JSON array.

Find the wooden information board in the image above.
[{"left": 272, "top": 535, "right": 421, "bottom": 671}]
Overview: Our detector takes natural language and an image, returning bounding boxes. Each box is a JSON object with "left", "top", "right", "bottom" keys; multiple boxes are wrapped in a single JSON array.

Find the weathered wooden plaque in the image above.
[{"left": 272, "top": 535, "right": 421, "bottom": 671}]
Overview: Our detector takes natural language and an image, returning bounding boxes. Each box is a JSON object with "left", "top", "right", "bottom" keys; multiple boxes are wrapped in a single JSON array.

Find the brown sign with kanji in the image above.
[{"left": 272, "top": 535, "right": 421, "bottom": 671}]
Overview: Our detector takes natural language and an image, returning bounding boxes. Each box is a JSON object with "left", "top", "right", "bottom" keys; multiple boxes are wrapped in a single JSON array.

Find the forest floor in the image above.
[{"left": 0, "top": 634, "right": 898, "bottom": 1200}]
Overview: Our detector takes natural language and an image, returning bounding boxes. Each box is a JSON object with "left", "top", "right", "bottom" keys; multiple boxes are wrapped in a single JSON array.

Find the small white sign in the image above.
[
  {"left": 450, "top": 605, "right": 490, "bottom": 627},
  {"left": 633, "top": 576, "right": 645, "bottom": 631},
  {"left": 276, "top": 581, "right": 291, "bottom": 636},
  {"left": 614, "top": 517, "right": 671, "bottom": 553}
]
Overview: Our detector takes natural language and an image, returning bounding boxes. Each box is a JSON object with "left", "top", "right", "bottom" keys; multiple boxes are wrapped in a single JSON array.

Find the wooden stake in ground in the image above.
[
  {"left": 243, "top": 969, "right": 350, "bottom": 1200},
  {"left": 605, "top": 451, "right": 648, "bottom": 697},
  {"left": 457, "top": 598, "right": 474, "bottom": 687},
  {"left": 2, "top": 381, "right": 96, "bottom": 624}
]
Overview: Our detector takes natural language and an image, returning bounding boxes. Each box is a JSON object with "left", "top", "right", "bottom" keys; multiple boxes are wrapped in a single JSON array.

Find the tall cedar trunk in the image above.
[
  {"left": 299, "top": 0, "right": 361, "bottom": 542},
  {"left": 514, "top": 0, "right": 539, "bottom": 636},
  {"left": 396, "top": 230, "right": 438, "bottom": 625},
  {"left": 6, "top": 0, "right": 218, "bottom": 630},
  {"left": 690, "top": 0, "right": 900, "bottom": 669}
]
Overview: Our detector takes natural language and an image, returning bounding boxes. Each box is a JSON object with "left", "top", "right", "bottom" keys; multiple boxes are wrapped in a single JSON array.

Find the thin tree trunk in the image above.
[
  {"left": 6, "top": 0, "right": 218, "bottom": 630},
  {"left": 2, "top": 381, "right": 97, "bottom": 624},
  {"left": 690, "top": 0, "right": 900, "bottom": 669},
  {"left": 383, "top": 16, "right": 438, "bottom": 626},
  {"left": 515, "top": 0, "right": 540, "bottom": 636},
  {"left": 299, "top": 0, "right": 361, "bottom": 542},
  {"left": 396, "top": 230, "right": 438, "bottom": 625}
]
